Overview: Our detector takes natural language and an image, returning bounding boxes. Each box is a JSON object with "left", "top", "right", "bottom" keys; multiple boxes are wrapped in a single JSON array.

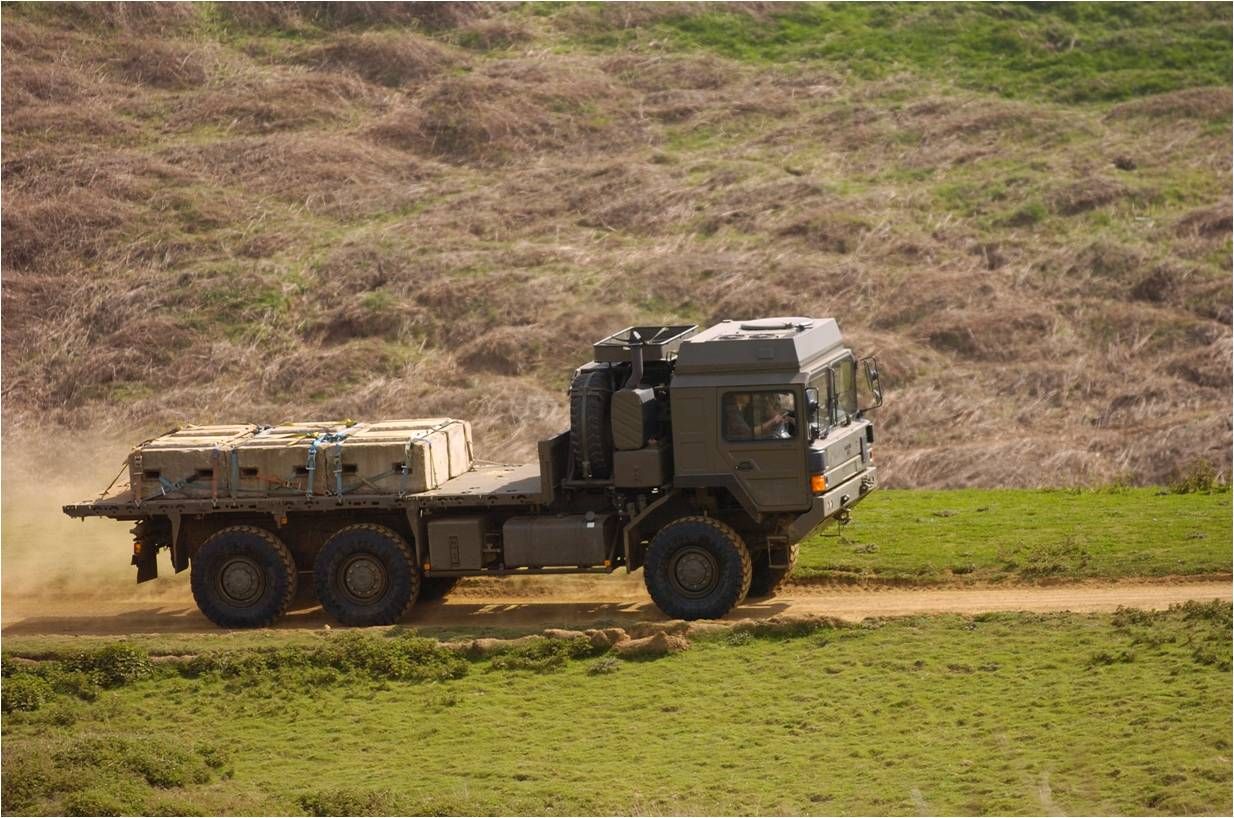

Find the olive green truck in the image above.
[{"left": 65, "top": 317, "right": 882, "bottom": 628}]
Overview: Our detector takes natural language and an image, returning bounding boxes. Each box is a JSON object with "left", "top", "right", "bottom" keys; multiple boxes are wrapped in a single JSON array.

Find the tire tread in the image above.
[
  {"left": 191, "top": 525, "right": 297, "bottom": 629},
  {"left": 644, "top": 515, "right": 751, "bottom": 620},
  {"left": 314, "top": 523, "right": 417, "bottom": 626}
]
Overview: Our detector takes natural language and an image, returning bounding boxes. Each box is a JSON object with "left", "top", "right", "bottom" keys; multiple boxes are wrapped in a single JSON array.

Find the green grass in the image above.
[
  {"left": 798, "top": 487, "right": 1233, "bottom": 584},
  {"left": 3, "top": 603, "right": 1230, "bottom": 815},
  {"left": 643, "top": 3, "right": 1232, "bottom": 103}
]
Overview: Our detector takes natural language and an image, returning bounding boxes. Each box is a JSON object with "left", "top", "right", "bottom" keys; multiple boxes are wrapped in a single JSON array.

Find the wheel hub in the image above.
[
  {"left": 670, "top": 546, "right": 718, "bottom": 598},
  {"left": 218, "top": 557, "right": 263, "bottom": 606},
  {"left": 341, "top": 555, "right": 386, "bottom": 602}
]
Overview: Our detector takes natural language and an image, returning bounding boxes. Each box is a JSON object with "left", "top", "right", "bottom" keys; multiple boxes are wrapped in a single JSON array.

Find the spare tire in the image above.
[{"left": 569, "top": 366, "right": 616, "bottom": 479}]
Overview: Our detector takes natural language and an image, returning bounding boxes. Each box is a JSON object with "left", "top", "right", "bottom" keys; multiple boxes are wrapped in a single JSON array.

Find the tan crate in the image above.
[
  {"left": 232, "top": 421, "right": 348, "bottom": 497},
  {"left": 129, "top": 419, "right": 473, "bottom": 501},
  {"left": 130, "top": 425, "right": 257, "bottom": 502},
  {"left": 322, "top": 419, "right": 474, "bottom": 496}
]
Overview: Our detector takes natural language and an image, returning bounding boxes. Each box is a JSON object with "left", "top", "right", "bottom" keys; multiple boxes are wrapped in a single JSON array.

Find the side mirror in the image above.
[
  {"left": 859, "top": 356, "right": 884, "bottom": 411},
  {"left": 804, "top": 387, "right": 821, "bottom": 440}
]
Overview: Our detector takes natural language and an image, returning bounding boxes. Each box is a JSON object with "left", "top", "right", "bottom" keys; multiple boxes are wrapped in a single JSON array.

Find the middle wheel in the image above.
[{"left": 314, "top": 524, "right": 419, "bottom": 626}]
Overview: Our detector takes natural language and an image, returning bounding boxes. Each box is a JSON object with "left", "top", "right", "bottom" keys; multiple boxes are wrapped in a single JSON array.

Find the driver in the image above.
[{"left": 725, "top": 393, "right": 789, "bottom": 440}]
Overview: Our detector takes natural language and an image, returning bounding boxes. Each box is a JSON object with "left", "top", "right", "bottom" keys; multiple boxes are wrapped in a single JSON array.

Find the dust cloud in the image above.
[
  {"left": 0, "top": 431, "right": 646, "bottom": 629},
  {"left": 2, "top": 432, "right": 193, "bottom": 624}
]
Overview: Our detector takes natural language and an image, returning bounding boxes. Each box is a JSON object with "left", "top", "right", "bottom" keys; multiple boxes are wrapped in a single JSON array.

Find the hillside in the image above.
[{"left": 2, "top": 2, "right": 1231, "bottom": 488}]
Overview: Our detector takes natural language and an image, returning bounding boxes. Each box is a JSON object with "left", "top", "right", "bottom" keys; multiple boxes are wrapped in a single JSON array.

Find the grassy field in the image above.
[
  {"left": 2, "top": 602, "right": 1231, "bottom": 816},
  {"left": 796, "top": 486, "right": 1233, "bottom": 583}
]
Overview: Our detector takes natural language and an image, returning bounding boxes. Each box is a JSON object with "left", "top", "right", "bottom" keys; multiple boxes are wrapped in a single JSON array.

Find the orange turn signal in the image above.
[
  {"left": 810, "top": 474, "right": 827, "bottom": 494},
  {"left": 132, "top": 541, "right": 143, "bottom": 556}
]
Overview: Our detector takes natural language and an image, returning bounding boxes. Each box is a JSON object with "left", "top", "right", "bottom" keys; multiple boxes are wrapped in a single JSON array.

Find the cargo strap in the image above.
[
  {"left": 340, "top": 468, "right": 401, "bottom": 496},
  {"left": 158, "top": 476, "right": 190, "bottom": 496},
  {"left": 97, "top": 463, "right": 128, "bottom": 501},
  {"left": 229, "top": 451, "right": 240, "bottom": 499},
  {"left": 398, "top": 420, "right": 456, "bottom": 498},
  {"left": 399, "top": 438, "right": 413, "bottom": 497},
  {"left": 132, "top": 451, "right": 144, "bottom": 507},
  {"left": 210, "top": 447, "right": 222, "bottom": 505},
  {"left": 306, "top": 425, "right": 363, "bottom": 501},
  {"left": 305, "top": 436, "right": 327, "bottom": 499}
]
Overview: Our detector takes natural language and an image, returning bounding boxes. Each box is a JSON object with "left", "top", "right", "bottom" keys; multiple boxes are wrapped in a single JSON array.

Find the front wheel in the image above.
[
  {"left": 644, "top": 516, "right": 751, "bottom": 620},
  {"left": 190, "top": 526, "right": 298, "bottom": 628},
  {"left": 314, "top": 524, "right": 418, "bottom": 626}
]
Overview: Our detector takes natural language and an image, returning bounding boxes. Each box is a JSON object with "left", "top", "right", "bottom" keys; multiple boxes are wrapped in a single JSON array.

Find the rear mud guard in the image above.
[{"left": 168, "top": 512, "right": 188, "bottom": 573}]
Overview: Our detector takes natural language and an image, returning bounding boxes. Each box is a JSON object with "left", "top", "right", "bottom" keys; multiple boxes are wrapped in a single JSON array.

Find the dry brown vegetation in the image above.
[{"left": 1, "top": 2, "right": 1230, "bottom": 488}]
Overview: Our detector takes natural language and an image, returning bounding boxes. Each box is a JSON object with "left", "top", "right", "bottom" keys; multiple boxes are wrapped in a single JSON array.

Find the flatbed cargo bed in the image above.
[{"left": 63, "top": 462, "right": 546, "bottom": 520}]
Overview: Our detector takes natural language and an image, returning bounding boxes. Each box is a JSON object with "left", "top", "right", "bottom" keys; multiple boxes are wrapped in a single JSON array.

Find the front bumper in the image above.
[{"left": 785, "top": 465, "right": 877, "bottom": 542}]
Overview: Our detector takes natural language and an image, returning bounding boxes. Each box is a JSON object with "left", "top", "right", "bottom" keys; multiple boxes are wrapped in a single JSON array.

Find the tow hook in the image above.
[
  {"left": 836, "top": 509, "right": 852, "bottom": 526},
  {"left": 861, "top": 475, "right": 875, "bottom": 493}
]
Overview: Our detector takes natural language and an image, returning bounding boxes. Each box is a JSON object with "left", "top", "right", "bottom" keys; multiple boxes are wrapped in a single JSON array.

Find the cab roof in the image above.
[{"left": 673, "top": 317, "right": 844, "bottom": 375}]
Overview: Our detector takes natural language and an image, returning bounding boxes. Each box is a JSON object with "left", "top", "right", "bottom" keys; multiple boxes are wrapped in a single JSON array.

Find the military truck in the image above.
[{"left": 64, "top": 317, "right": 882, "bottom": 628}]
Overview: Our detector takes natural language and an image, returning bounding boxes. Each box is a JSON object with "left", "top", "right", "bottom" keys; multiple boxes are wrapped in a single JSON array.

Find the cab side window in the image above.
[{"left": 722, "top": 391, "right": 797, "bottom": 441}]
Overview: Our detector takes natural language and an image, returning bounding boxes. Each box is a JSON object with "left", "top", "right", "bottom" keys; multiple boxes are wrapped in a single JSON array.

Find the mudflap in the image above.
[{"left": 133, "top": 547, "right": 159, "bottom": 583}]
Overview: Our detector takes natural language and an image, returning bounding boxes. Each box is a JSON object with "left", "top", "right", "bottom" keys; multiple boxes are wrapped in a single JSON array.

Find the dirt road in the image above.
[{"left": 3, "top": 578, "right": 1229, "bottom": 636}]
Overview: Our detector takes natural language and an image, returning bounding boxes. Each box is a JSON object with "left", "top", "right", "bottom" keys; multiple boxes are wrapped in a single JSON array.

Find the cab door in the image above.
[{"left": 716, "top": 388, "right": 810, "bottom": 512}]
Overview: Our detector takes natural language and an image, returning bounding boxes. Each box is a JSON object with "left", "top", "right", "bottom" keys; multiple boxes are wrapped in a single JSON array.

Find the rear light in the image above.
[{"left": 810, "top": 474, "right": 827, "bottom": 494}]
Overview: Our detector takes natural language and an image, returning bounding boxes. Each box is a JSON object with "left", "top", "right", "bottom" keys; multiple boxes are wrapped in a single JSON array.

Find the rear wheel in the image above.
[
  {"left": 747, "top": 543, "right": 799, "bottom": 599},
  {"left": 644, "top": 516, "right": 751, "bottom": 620},
  {"left": 314, "top": 524, "right": 418, "bottom": 626},
  {"left": 190, "top": 526, "right": 297, "bottom": 628}
]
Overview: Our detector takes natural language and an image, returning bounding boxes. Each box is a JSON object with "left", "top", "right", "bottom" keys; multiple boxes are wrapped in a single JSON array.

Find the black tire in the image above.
[
  {"left": 569, "top": 367, "right": 615, "bottom": 479},
  {"left": 314, "top": 524, "right": 418, "bottom": 626},
  {"left": 190, "top": 526, "right": 298, "bottom": 629},
  {"left": 747, "top": 543, "right": 800, "bottom": 599},
  {"left": 418, "top": 576, "right": 459, "bottom": 603},
  {"left": 644, "top": 516, "right": 752, "bottom": 620}
]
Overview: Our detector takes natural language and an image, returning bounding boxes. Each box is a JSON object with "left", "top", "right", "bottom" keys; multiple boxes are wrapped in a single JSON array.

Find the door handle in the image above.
[{"left": 734, "top": 460, "right": 755, "bottom": 471}]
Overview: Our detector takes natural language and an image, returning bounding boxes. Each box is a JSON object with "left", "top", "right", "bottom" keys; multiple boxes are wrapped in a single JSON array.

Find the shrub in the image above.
[
  {"left": 315, "top": 631, "right": 468, "bottom": 682},
  {"left": 1169, "top": 460, "right": 1229, "bottom": 494},
  {"left": 1177, "top": 599, "right": 1233, "bottom": 627},
  {"left": 54, "top": 735, "right": 221, "bottom": 790},
  {"left": 299, "top": 787, "right": 395, "bottom": 817},
  {"left": 1, "top": 751, "right": 60, "bottom": 812},
  {"left": 586, "top": 656, "right": 620, "bottom": 675},
  {"left": 183, "top": 649, "right": 272, "bottom": 679},
  {"left": 3, "top": 673, "right": 53, "bottom": 712},
  {"left": 489, "top": 636, "right": 597, "bottom": 673},
  {"left": 41, "top": 668, "right": 104, "bottom": 702},
  {"left": 63, "top": 784, "right": 145, "bottom": 817},
  {"left": 65, "top": 643, "right": 152, "bottom": 687}
]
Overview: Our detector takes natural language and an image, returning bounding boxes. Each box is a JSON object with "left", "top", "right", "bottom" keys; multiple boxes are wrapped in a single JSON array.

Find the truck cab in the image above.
[{"left": 597, "top": 317, "right": 882, "bottom": 619}]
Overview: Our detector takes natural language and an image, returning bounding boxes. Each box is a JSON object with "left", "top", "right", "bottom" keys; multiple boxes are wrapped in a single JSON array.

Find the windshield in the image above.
[{"left": 810, "top": 355, "right": 859, "bottom": 428}]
